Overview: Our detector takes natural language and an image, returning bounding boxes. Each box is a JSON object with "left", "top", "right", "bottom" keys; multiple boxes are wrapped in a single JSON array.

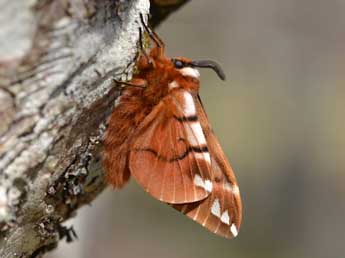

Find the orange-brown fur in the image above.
[{"left": 103, "top": 45, "right": 200, "bottom": 188}]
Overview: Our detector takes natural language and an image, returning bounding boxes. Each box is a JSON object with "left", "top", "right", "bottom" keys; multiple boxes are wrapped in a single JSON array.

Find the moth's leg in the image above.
[
  {"left": 113, "top": 78, "right": 147, "bottom": 89},
  {"left": 139, "top": 13, "right": 165, "bottom": 49},
  {"left": 138, "top": 27, "right": 151, "bottom": 64}
]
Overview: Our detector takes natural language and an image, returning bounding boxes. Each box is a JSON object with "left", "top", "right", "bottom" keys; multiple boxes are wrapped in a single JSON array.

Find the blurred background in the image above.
[{"left": 49, "top": 0, "right": 345, "bottom": 257}]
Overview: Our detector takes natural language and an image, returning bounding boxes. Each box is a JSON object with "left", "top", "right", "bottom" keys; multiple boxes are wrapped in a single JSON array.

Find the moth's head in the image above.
[{"left": 171, "top": 57, "right": 226, "bottom": 81}]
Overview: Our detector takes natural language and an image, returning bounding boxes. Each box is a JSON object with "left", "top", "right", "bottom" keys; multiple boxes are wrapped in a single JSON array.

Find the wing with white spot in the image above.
[
  {"left": 129, "top": 90, "right": 213, "bottom": 204},
  {"left": 172, "top": 94, "right": 242, "bottom": 239}
]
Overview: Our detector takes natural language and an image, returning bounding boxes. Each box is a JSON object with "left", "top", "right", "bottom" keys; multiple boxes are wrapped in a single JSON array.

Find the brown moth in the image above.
[{"left": 103, "top": 15, "right": 242, "bottom": 238}]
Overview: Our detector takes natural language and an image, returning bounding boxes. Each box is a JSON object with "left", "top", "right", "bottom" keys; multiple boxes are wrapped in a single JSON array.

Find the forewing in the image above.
[
  {"left": 173, "top": 95, "right": 242, "bottom": 239},
  {"left": 129, "top": 90, "right": 213, "bottom": 204}
]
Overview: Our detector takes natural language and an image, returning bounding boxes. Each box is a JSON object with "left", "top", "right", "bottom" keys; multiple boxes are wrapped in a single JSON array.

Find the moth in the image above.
[{"left": 103, "top": 16, "right": 242, "bottom": 239}]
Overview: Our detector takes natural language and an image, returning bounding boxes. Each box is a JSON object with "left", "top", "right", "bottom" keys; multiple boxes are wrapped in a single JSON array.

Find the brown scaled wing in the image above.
[
  {"left": 129, "top": 89, "right": 242, "bottom": 238},
  {"left": 129, "top": 90, "right": 213, "bottom": 204},
  {"left": 172, "top": 94, "right": 242, "bottom": 238}
]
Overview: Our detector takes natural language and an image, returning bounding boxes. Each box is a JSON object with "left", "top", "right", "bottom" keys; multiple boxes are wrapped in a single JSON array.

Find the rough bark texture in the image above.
[{"left": 0, "top": 0, "right": 188, "bottom": 257}]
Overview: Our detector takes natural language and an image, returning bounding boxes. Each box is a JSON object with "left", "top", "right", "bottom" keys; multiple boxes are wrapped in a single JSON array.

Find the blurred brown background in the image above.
[{"left": 49, "top": 0, "right": 345, "bottom": 257}]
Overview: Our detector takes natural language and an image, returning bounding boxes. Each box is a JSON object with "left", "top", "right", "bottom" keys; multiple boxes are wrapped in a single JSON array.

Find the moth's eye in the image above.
[{"left": 172, "top": 59, "right": 184, "bottom": 69}]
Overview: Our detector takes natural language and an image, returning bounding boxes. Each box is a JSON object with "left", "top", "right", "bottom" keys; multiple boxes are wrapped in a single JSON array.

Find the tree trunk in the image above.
[{"left": 0, "top": 0, "right": 189, "bottom": 257}]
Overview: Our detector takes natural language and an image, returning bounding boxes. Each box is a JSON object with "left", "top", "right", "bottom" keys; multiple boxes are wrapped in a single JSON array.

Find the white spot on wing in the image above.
[
  {"left": 220, "top": 210, "right": 230, "bottom": 225},
  {"left": 230, "top": 223, "right": 238, "bottom": 237},
  {"left": 188, "top": 122, "right": 206, "bottom": 145},
  {"left": 180, "top": 67, "right": 200, "bottom": 79},
  {"left": 193, "top": 174, "right": 204, "bottom": 188},
  {"left": 232, "top": 185, "right": 240, "bottom": 195},
  {"left": 211, "top": 199, "right": 221, "bottom": 217},
  {"left": 194, "top": 152, "right": 211, "bottom": 164},
  {"left": 182, "top": 91, "right": 196, "bottom": 116},
  {"left": 168, "top": 80, "right": 179, "bottom": 90},
  {"left": 224, "top": 181, "right": 233, "bottom": 192},
  {"left": 203, "top": 152, "right": 211, "bottom": 164},
  {"left": 182, "top": 93, "right": 207, "bottom": 147},
  {"left": 193, "top": 175, "right": 213, "bottom": 193},
  {"left": 194, "top": 153, "right": 204, "bottom": 160},
  {"left": 204, "top": 180, "right": 213, "bottom": 192}
]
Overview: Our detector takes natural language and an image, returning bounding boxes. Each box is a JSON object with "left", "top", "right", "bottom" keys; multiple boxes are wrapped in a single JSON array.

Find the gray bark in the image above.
[
  {"left": 0, "top": 0, "right": 150, "bottom": 257},
  {"left": 0, "top": 0, "right": 190, "bottom": 256}
]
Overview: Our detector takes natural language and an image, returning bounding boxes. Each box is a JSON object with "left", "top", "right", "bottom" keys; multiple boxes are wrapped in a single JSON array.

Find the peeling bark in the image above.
[{"left": 0, "top": 0, "right": 189, "bottom": 257}]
